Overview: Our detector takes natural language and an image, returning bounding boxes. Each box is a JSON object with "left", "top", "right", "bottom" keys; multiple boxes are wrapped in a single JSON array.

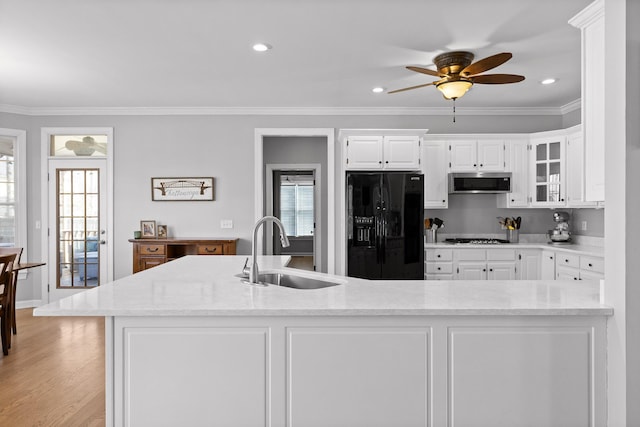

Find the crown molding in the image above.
[{"left": 0, "top": 102, "right": 579, "bottom": 117}]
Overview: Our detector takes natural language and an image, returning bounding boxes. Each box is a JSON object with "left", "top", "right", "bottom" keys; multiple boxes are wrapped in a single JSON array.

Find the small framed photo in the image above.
[
  {"left": 157, "top": 224, "right": 168, "bottom": 238},
  {"left": 140, "top": 220, "right": 157, "bottom": 238}
]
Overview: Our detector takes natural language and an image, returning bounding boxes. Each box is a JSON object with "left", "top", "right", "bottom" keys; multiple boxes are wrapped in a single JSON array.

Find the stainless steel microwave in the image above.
[{"left": 448, "top": 172, "right": 512, "bottom": 194}]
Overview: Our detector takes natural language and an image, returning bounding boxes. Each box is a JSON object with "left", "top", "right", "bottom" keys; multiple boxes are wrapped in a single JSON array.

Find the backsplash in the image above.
[{"left": 425, "top": 194, "right": 604, "bottom": 237}]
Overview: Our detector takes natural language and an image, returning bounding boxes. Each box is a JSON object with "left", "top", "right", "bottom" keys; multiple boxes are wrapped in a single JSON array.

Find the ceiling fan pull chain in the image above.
[{"left": 453, "top": 98, "right": 456, "bottom": 123}]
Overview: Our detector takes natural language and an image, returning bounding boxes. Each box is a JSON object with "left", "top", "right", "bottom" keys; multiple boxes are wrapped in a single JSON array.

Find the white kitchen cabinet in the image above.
[
  {"left": 344, "top": 134, "right": 421, "bottom": 170},
  {"left": 498, "top": 139, "right": 529, "bottom": 208},
  {"left": 517, "top": 249, "right": 541, "bottom": 280},
  {"left": 422, "top": 140, "right": 448, "bottom": 208},
  {"left": 449, "top": 139, "right": 505, "bottom": 172},
  {"left": 570, "top": 0, "right": 605, "bottom": 202},
  {"left": 566, "top": 127, "right": 597, "bottom": 207},
  {"left": 425, "top": 248, "right": 453, "bottom": 280},
  {"left": 555, "top": 252, "right": 604, "bottom": 281},
  {"left": 530, "top": 133, "right": 566, "bottom": 207},
  {"left": 541, "top": 250, "right": 556, "bottom": 280},
  {"left": 454, "top": 248, "right": 516, "bottom": 280}
]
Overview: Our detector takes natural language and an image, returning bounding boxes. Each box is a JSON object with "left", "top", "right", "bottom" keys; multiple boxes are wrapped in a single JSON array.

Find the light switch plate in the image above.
[{"left": 221, "top": 220, "right": 233, "bottom": 229}]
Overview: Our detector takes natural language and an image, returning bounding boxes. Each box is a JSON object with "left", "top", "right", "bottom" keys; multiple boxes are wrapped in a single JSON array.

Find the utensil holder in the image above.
[
  {"left": 506, "top": 229, "right": 519, "bottom": 243},
  {"left": 426, "top": 228, "right": 438, "bottom": 244}
]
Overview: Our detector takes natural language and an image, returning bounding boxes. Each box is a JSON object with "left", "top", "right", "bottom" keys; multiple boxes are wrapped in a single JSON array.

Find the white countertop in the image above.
[{"left": 34, "top": 255, "right": 612, "bottom": 317}]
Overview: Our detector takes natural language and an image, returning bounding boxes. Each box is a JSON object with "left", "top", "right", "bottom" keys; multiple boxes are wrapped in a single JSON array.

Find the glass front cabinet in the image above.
[{"left": 530, "top": 135, "right": 566, "bottom": 207}]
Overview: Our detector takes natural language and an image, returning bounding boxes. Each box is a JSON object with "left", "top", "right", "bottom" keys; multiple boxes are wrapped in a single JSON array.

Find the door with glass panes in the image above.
[{"left": 45, "top": 130, "right": 110, "bottom": 302}]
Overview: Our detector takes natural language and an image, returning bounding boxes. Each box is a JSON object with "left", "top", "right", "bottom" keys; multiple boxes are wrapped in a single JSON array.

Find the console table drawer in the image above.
[
  {"left": 140, "top": 244, "right": 165, "bottom": 255},
  {"left": 198, "top": 244, "right": 224, "bottom": 255}
]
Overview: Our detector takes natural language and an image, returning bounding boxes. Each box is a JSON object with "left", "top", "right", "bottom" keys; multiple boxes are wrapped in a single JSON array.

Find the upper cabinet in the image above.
[
  {"left": 570, "top": 0, "right": 605, "bottom": 202},
  {"left": 340, "top": 130, "right": 426, "bottom": 171},
  {"left": 497, "top": 138, "right": 529, "bottom": 208},
  {"left": 449, "top": 139, "right": 505, "bottom": 172},
  {"left": 422, "top": 140, "right": 448, "bottom": 208},
  {"left": 530, "top": 132, "right": 566, "bottom": 207}
]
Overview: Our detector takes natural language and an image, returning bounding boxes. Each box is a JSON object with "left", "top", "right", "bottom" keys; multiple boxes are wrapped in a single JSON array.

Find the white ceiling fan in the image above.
[{"left": 63, "top": 136, "right": 107, "bottom": 156}]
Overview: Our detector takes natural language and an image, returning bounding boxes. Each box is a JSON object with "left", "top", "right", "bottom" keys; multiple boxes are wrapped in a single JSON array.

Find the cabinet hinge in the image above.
[
  {"left": 449, "top": 145, "right": 451, "bottom": 151},
  {"left": 456, "top": 267, "right": 459, "bottom": 274},
  {"left": 346, "top": 140, "right": 349, "bottom": 146},
  {"left": 47, "top": 284, "right": 50, "bottom": 292},
  {"left": 346, "top": 158, "right": 349, "bottom": 164},
  {"left": 518, "top": 254, "right": 522, "bottom": 260},
  {"left": 449, "top": 162, "right": 451, "bottom": 168}
]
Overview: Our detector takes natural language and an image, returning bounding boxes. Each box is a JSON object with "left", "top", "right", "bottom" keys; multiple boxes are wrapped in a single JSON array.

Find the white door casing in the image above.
[{"left": 41, "top": 127, "right": 114, "bottom": 303}]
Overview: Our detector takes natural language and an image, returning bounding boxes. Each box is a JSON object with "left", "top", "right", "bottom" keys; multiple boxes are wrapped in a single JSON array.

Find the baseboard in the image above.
[{"left": 16, "top": 299, "right": 43, "bottom": 309}]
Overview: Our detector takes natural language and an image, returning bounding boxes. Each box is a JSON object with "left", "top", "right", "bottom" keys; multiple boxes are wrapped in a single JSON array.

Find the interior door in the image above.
[{"left": 47, "top": 159, "right": 107, "bottom": 302}]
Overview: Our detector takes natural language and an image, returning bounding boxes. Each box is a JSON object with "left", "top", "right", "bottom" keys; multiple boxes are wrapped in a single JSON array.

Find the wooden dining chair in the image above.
[
  {"left": 0, "top": 247, "right": 23, "bottom": 337},
  {"left": 0, "top": 253, "right": 17, "bottom": 356}
]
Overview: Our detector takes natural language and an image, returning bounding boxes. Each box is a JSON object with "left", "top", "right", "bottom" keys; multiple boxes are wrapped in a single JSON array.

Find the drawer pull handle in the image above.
[
  {"left": 565, "top": 259, "right": 569, "bottom": 263},
  {"left": 437, "top": 267, "right": 441, "bottom": 271},
  {"left": 205, "top": 247, "right": 218, "bottom": 253},
  {"left": 437, "top": 254, "right": 441, "bottom": 258},
  {"left": 588, "top": 263, "right": 593, "bottom": 267},
  {"left": 147, "top": 247, "right": 159, "bottom": 253}
]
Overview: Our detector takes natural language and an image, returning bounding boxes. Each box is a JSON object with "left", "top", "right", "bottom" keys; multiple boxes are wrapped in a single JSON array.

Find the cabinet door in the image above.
[
  {"left": 504, "top": 140, "right": 529, "bottom": 207},
  {"left": 345, "top": 136, "right": 383, "bottom": 169},
  {"left": 541, "top": 250, "right": 556, "bottom": 280},
  {"left": 517, "top": 250, "right": 541, "bottom": 280},
  {"left": 487, "top": 262, "right": 516, "bottom": 280},
  {"left": 449, "top": 140, "right": 478, "bottom": 172},
  {"left": 456, "top": 262, "right": 486, "bottom": 280},
  {"left": 556, "top": 265, "right": 580, "bottom": 281},
  {"left": 422, "top": 141, "right": 448, "bottom": 208},
  {"left": 383, "top": 136, "right": 421, "bottom": 170},
  {"left": 530, "top": 137, "right": 566, "bottom": 207},
  {"left": 477, "top": 140, "right": 505, "bottom": 171},
  {"left": 566, "top": 129, "right": 597, "bottom": 207}
]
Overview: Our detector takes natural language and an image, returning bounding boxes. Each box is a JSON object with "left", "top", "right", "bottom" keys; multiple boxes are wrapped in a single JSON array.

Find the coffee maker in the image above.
[{"left": 547, "top": 211, "right": 572, "bottom": 244}]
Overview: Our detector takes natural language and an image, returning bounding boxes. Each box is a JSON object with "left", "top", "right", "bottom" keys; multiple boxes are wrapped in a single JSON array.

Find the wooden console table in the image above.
[{"left": 129, "top": 238, "right": 238, "bottom": 273}]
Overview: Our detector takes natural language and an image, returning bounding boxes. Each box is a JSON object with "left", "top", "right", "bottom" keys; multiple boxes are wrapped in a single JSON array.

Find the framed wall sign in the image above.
[{"left": 151, "top": 177, "right": 214, "bottom": 201}]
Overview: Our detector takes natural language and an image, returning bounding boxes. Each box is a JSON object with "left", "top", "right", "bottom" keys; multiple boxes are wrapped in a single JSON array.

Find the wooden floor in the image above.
[
  {"left": 0, "top": 309, "right": 105, "bottom": 426},
  {"left": 287, "top": 255, "right": 314, "bottom": 271}
]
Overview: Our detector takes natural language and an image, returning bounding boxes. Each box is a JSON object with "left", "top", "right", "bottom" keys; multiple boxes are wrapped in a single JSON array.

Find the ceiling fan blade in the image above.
[
  {"left": 388, "top": 81, "right": 438, "bottom": 94},
  {"left": 462, "top": 52, "right": 512, "bottom": 76},
  {"left": 470, "top": 74, "right": 525, "bottom": 84},
  {"left": 406, "top": 66, "right": 441, "bottom": 77}
]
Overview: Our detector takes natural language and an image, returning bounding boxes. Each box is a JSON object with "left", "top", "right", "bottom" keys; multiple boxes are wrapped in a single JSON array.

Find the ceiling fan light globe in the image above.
[{"left": 437, "top": 80, "right": 473, "bottom": 100}]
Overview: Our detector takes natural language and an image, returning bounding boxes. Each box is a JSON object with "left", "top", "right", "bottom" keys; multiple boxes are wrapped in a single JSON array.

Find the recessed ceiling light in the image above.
[
  {"left": 372, "top": 87, "right": 385, "bottom": 93},
  {"left": 252, "top": 43, "right": 272, "bottom": 52},
  {"left": 541, "top": 78, "right": 557, "bottom": 85}
]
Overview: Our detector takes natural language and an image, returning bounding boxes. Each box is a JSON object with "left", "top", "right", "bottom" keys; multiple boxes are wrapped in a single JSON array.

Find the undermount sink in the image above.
[{"left": 237, "top": 272, "right": 342, "bottom": 289}]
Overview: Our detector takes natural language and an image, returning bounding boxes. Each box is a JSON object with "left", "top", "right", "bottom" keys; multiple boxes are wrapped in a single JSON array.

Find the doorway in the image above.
[
  {"left": 255, "top": 129, "right": 335, "bottom": 274},
  {"left": 267, "top": 167, "right": 319, "bottom": 271},
  {"left": 41, "top": 128, "right": 113, "bottom": 303}
]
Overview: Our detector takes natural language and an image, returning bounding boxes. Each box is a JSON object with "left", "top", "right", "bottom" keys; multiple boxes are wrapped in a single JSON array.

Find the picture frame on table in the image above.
[
  {"left": 140, "top": 220, "right": 157, "bottom": 238},
  {"left": 157, "top": 224, "right": 168, "bottom": 238}
]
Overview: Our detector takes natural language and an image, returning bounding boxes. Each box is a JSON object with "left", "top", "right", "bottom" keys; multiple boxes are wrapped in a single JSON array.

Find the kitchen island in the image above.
[{"left": 35, "top": 255, "right": 612, "bottom": 427}]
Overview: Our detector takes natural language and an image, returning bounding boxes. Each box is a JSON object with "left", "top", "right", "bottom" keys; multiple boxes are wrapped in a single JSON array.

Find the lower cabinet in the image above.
[{"left": 426, "top": 247, "right": 602, "bottom": 282}]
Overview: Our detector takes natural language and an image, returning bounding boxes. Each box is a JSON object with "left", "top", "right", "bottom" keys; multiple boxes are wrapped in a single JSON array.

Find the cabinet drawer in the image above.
[
  {"left": 139, "top": 244, "right": 165, "bottom": 255},
  {"left": 556, "top": 253, "right": 579, "bottom": 268},
  {"left": 426, "top": 262, "right": 453, "bottom": 274},
  {"left": 426, "top": 249, "right": 453, "bottom": 262},
  {"left": 426, "top": 274, "right": 454, "bottom": 281},
  {"left": 556, "top": 265, "right": 581, "bottom": 280},
  {"left": 580, "top": 256, "right": 604, "bottom": 273},
  {"left": 197, "top": 244, "right": 224, "bottom": 255},
  {"left": 455, "top": 249, "right": 485, "bottom": 261},
  {"left": 486, "top": 249, "right": 516, "bottom": 261}
]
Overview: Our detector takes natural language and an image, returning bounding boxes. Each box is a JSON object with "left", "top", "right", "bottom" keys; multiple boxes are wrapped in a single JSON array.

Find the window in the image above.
[
  {"left": 0, "top": 129, "right": 26, "bottom": 251},
  {"left": 280, "top": 175, "right": 314, "bottom": 237}
]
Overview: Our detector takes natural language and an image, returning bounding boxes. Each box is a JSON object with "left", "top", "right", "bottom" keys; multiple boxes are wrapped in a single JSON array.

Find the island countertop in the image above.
[{"left": 34, "top": 255, "right": 612, "bottom": 317}]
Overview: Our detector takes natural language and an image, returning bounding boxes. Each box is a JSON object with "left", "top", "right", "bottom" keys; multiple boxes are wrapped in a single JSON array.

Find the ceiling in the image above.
[{"left": 0, "top": 0, "right": 592, "bottom": 113}]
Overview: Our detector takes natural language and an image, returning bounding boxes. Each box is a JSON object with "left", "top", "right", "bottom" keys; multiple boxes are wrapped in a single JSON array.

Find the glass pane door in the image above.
[
  {"left": 57, "top": 168, "right": 100, "bottom": 287},
  {"left": 534, "top": 140, "right": 564, "bottom": 203}
]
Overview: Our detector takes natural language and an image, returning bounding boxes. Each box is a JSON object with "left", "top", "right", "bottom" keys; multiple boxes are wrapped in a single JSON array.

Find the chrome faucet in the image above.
[{"left": 247, "top": 216, "right": 290, "bottom": 285}]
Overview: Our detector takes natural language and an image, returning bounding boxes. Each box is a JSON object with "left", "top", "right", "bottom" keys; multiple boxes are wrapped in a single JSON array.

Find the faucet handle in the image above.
[{"left": 242, "top": 257, "right": 250, "bottom": 277}]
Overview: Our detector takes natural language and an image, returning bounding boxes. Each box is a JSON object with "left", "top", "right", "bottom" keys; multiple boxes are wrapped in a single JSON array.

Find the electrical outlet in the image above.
[
  {"left": 220, "top": 220, "right": 233, "bottom": 229},
  {"left": 581, "top": 221, "right": 587, "bottom": 231}
]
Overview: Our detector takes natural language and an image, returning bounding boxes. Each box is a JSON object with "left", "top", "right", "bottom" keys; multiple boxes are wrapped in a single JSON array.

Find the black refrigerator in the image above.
[{"left": 347, "top": 172, "right": 424, "bottom": 279}]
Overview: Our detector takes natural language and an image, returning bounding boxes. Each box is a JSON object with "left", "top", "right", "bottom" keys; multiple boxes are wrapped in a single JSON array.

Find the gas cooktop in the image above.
[{"left": 443, "top": 238, "right": 510, "bottom": 245}]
